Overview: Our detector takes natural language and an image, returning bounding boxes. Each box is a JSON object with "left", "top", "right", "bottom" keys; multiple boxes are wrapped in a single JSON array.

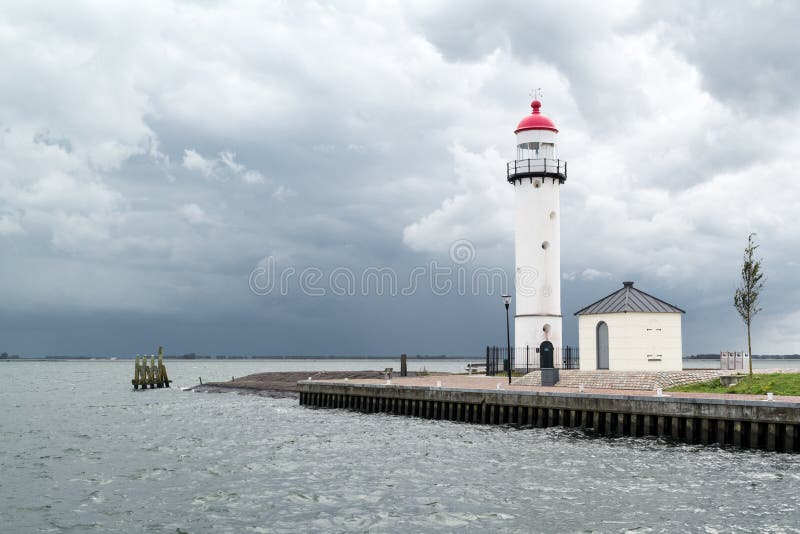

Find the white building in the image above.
[
  {"left": 508, "top": 99, "right": 566, "bottom": 364},
  {"left": 575, "top": 281, "right": 685, "bottom": 371}
]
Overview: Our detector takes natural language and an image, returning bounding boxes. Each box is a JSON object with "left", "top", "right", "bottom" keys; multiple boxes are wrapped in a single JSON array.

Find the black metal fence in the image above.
[{"left": 485, "top": 345, "right": 579, "bottom": 375}]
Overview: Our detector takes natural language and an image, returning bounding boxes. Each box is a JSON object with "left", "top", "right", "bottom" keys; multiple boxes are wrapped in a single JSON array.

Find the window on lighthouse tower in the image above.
[
  {"left": 517, "top": 142, "right": 539, "bottom": 160},
  {"left": 517, "top": 142, "right": 556, "bottom": 160}
]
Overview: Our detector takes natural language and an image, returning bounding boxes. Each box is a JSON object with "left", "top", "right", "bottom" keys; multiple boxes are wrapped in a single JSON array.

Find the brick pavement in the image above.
[
  {"left": 311, "top": 374, "right": 800, "bottom": 403},
  {"left": 513, "top": 369, "right": 728, "bottom": 390}
]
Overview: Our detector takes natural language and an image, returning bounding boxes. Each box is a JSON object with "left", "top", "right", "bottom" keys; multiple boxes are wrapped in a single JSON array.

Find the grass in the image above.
[{"left": 668, "top": 373, "right": 800, "bottom": 396}]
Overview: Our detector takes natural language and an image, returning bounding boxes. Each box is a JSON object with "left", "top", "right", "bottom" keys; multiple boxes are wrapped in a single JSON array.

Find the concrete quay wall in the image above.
[{"left": 297, "top": 381, "right": 800, "bottom": 453}]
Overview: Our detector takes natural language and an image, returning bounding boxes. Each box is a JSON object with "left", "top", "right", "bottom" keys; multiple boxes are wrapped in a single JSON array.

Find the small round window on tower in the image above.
[
  {"left": 541, "top": 241, "right": 550, "bottom": 250},
  {"left": 543, "top": 324, "right": 551, "bottom": 334},
  {"left": 549, "top": 211, "right": 557, "bottom": 220},
  {"left": 534, "top": 180, "right": 541, "bottom": 188}
]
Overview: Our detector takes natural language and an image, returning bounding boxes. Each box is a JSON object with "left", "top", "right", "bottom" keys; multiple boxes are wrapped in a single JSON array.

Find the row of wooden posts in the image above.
[
  {"left": 300, "top": 389, "right": 799, "bottom": 453},
  {"left": 132, "top": 346, "right": 171, "bottom": 389}
]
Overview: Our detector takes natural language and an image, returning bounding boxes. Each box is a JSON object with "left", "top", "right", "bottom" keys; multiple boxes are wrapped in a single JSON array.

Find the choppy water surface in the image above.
[{"left": 1, "top": 361, "right": 799, "bottom": 533}]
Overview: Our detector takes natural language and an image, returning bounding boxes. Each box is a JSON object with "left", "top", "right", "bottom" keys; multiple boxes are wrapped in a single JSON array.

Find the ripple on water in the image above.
[{"left": 3, "top": 362, "right": 800, "bottom": 532}]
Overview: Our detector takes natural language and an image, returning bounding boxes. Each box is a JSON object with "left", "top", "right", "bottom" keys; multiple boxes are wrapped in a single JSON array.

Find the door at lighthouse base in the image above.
[{"left": 539, "top": 341, "right": 554, "bottom": 369}]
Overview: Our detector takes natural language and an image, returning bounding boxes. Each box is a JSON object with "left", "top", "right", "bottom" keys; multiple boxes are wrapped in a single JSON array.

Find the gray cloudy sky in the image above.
[{"left": 2, "top": 0, "right": 799, "bottom": 357}]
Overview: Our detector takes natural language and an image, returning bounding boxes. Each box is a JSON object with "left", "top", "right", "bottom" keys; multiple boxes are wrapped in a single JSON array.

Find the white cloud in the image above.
[
  {"left": 219, "top": 150, "right": 245, "bottom": 173},
  {"left": 242, "top": 170, "right": 266, "bottom": 184},
  {"left": 1, "top": 2, "right": 799, "bottom": 354},
  {"left": 581, "top": 268, "right": 612, "bottom": 281},
  {"left": 182, "top": 149, "right": 215, "bottom": 177},
  {"left": 271, "top": 185, "right": 297, "bottom": 202},
  {"left": 311, "top": 144, "right": 335, "bottom": 153},
  {"left": 180, "top": 203, "right": 212, "bottom": 225},
  {"left": 182, "top": 148, "right": 268, "bottom": 185},
  {"left": 0, "top": 213, "right": 23, "bottom": 235},
  {"left": 402, "top": 144, "right": 512, "bottom": 261},
  {"left": 562, "top": 269, "right": 613, "bottom": 281}
]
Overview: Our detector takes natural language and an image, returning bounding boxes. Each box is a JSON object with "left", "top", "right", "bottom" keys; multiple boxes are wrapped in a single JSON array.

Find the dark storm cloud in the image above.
[
  {"left": 634, "top": 1, "right": 800, "bottom": 115},
  {"left": 408, "top": 1, "right": 800, "bottom": 189},
  {"left": 409, "top": 0, "right": 639, "bottom": 128},
  {"left": 1, "top": 1, "right": 799, "bottom": 356}
]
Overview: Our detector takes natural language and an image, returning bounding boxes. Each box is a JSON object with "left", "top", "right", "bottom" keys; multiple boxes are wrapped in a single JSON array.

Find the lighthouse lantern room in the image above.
[{"left": 508, "top": 98, "right": 566, "bottom": 360}]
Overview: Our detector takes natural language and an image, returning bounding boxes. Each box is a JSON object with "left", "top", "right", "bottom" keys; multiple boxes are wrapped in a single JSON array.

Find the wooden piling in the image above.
[
  {"left": 717, "top": 420, "right": 727, "bottom": 446},
  {"left": 767, "top": 423, "right": 777, "bottom": 451},
  {"left": 297, "top": 383, "right": 800, "bottom": 453},
  {"left": 700, "top": 419, "right": 710, "bottom": 445},
  {"left": 630, "top": 414, "right": 639, "bottom": 437},
  {"left": 750, "top": 422, "right": 761, "bottom": 449}
]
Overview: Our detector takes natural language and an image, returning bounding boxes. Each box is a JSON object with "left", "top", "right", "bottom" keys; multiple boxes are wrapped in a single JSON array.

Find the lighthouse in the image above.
[{"left": 507, "top": 98, "right": 566, "bottom": 366}]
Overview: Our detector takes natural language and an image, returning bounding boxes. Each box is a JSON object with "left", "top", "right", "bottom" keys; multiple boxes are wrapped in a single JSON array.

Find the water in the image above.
[{"left": 2, "top": 361, "right": 799, "bottom": 532}]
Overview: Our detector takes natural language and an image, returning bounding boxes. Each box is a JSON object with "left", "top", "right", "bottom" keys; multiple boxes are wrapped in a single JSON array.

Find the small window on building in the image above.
[{"left": 542, "top": 241, "right": 550, "bottom": 250}]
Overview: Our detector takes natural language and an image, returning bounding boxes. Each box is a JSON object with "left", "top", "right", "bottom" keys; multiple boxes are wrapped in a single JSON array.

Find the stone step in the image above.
[{"left": 512, "top": 370, "right": 724, "bottom": 390}]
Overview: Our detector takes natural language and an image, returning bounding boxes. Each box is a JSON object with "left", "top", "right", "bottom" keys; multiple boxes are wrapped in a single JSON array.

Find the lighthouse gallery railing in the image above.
[{"left": 506, "top": 158, "right": 567, "bottom": 183}]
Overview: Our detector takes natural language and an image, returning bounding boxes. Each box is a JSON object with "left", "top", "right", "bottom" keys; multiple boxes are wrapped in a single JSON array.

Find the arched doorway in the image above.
[
  {"left": 596, "top": 321, "right": 609, "bottom": 370},
  {"left": 539, "top": 341, "right": 554, "bottom": 369}
]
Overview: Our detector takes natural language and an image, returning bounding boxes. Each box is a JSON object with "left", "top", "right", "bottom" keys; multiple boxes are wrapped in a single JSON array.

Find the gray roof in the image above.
[{"left": 574, "top": 281, "right": 685, "bottom": 315}]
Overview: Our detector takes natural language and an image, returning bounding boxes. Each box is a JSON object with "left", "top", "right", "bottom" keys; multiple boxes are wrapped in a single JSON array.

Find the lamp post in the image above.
[{"left": 502, "top": 294, "right": 512, "bottom": 384}]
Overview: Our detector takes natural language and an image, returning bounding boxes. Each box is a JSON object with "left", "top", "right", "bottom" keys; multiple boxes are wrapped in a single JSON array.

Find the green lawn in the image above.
[{"left": 668, "top": 373, "right": 800, "bottom": 396}]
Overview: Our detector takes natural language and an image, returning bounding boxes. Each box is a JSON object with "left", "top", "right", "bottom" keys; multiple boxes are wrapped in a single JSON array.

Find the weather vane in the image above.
[{"left": 530, "top": 88, "right": 543, "bottom": 100}]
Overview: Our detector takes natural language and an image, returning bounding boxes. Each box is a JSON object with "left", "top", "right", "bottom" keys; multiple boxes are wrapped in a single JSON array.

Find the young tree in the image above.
[{"left": 733, "top": 233, "right": 765, "bottom": 377}]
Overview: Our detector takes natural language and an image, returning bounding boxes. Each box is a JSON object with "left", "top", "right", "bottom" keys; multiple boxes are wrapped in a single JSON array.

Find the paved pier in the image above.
[
  {"left": 298, "top": 376, "right": 800, "bottom": 453},
  {"left": 514, "top": 369, "right": 728, "bottom": 390}
]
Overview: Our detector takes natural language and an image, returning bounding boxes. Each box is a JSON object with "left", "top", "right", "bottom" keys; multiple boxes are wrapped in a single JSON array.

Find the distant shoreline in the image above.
[
  {"left": 2, "top": 355, "right": 486, "bottom": 362},
  {"left": 684, "top": 354, "right": 800, "bottom": 360},
  {"left": 4, "top": 355, "right": 800, "bottom": 362}
]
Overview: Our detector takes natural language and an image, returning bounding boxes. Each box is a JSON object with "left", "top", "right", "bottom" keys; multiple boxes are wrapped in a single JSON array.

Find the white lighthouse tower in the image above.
[{"left": 507, "top": 97, "right": 566, "bottom": 365}]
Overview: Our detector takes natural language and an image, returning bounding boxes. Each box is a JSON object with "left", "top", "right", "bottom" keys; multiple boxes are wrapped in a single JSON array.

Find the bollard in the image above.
[
  {"left": 156, "top": 346, "right": 171, "bottom": 388},
  {"left": 142, "top": 356, "right": 150, "bottom": 388},
  {"left": 199, "top": 377, "right": 203, "bottom": 385},
  {"left": 656, "top": 388, "right": 663, "bottom": 397},
  {"left": 132, "top": 355, "right": 141, "bottom": 390},
  {"left": 767, "top": 392, "right": 774, "bottom": 401},
  {"left": 579, "top": 384, "right": 585, "bottom": 393},
  {"left": 436, "top": 380, "right": 442, "bottom": 388}
]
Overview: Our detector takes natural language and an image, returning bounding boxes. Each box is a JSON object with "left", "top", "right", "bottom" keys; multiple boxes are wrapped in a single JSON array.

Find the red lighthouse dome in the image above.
[{"left": 514, "top": 100, "right": 558, "bottom": 134}]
